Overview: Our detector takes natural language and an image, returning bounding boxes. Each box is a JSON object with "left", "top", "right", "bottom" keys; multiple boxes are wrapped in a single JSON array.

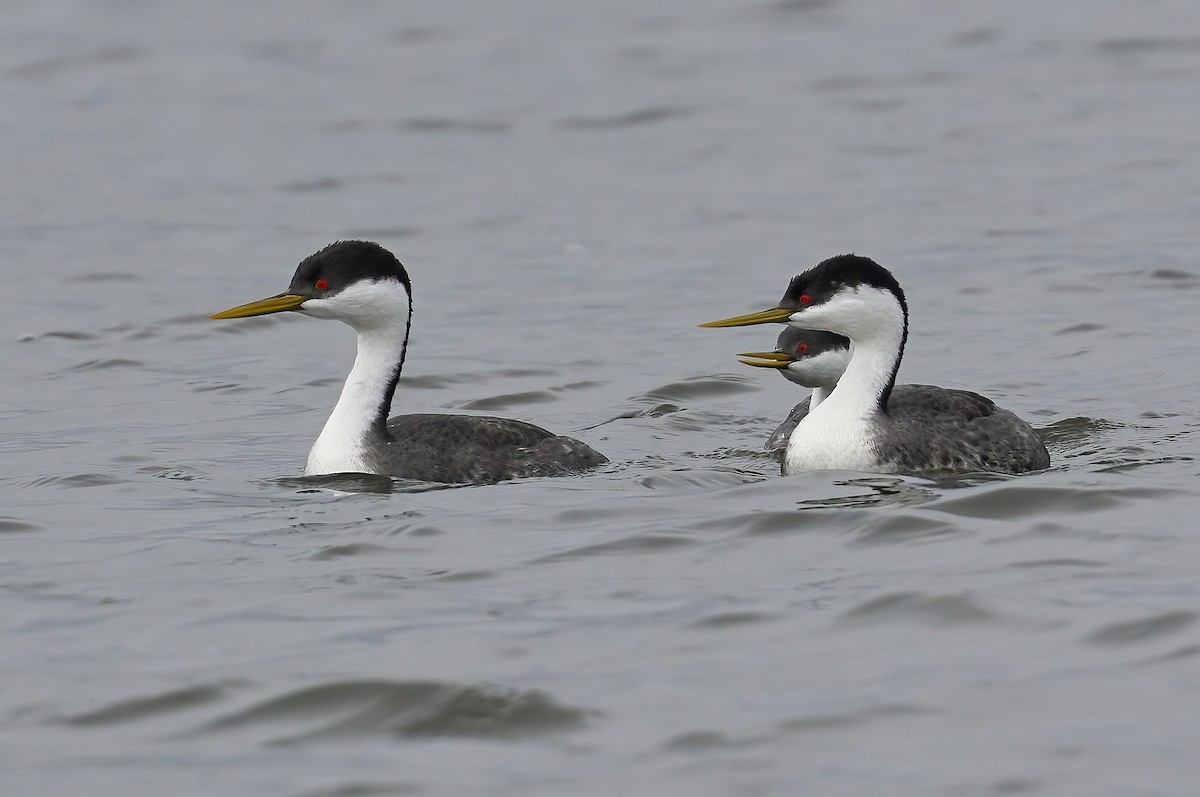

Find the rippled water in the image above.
[{"left": 4, "top": 1, "right": 1200, "bottom": 794}]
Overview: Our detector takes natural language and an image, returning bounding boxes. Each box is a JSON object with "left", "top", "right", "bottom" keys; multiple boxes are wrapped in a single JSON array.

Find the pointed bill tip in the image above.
[
  {"left": 210, "top": 294, "right": 308, "bottom": 320},
  {"left": 698, "top": 307, "right": 795, "bottom": 328},
  {"left": 738, "top": 351, "right": 793, "bottom": 368}
]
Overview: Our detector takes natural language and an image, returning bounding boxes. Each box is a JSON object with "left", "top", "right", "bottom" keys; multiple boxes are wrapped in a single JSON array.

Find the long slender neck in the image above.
[
  {"left": 812, "top": 299, "right": 907, "bottom": 418},
  {"left": 305, "top": 318, "right": 409, "bottom": 474},
  {"left": 343, "top": 325, "right": 407, "bottom": 436},
  {"left": 371, "top": 306, "right": 411, "bottom": 434},
  {"left": 877, "top": 303, "right": 906, "bottom": 411},
  {"left": 783, "top": 348, "right": 852, "bottom": 413}
]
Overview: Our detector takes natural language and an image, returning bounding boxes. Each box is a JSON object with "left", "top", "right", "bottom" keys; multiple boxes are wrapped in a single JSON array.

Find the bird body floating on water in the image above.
[
  {"left": 211, "top": 241, "right": 607, "bottom": 484},
  {"left": 749, "top": 326, "right": 1036, "bottom": 457},
  {"left": 751, "top": 326, "right": 857, "bottom": 451},
  {"left": 701, "top": 255, "right": 1049, "bottom": 475}
]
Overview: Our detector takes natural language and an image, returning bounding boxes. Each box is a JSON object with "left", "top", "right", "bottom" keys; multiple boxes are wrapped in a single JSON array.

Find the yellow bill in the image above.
[
  {"left": 210, "top": 294, "right": 308, "bottom": 320},
  {"left": 698, "top": 307, "right": 795, "bottom": 328},
  {"left": 737, "top": 351, "right": 793, "bottom": 369}
]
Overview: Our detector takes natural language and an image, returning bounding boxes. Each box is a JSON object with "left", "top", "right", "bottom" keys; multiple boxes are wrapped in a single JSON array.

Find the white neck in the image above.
[
  {"left": 809, "top": 385, "right": 832, "bottom": 410},
  {"left": 783, "top": 288, "right": 906, "bottom": 473},
  {"left": 780, "top": 346, "right": 852, "bottom": 414},
  {"left": 305, "top": 327, "right": 403, "bottom": 475},
  {"left": 302, "top": 281, "right": 411, "bottom": 475}
]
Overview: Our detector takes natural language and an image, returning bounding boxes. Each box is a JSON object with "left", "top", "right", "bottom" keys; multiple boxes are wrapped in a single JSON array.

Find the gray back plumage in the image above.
[
  {"left": 767, "top": 385, "right": 1049, "bottom": 474},
  {"left": 369, "top": 414, "right": 607, "bottom": 484},
  {"left": 875, "top": 386, "right": 1049, "bottom": 474}
]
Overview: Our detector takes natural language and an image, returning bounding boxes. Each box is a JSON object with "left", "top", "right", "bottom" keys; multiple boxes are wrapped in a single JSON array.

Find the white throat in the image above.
[
  {"left": 782, "top": 349, "right": 851, "bottom": 412},
  {"left": 302, "top": 280, "right": 411, "bottom": 475},
  {"left": 783, "top": 287, "right": 906, "bottom": 473},
  {"left": 809, "top": 386, "right": 832, "bottom": 410}
]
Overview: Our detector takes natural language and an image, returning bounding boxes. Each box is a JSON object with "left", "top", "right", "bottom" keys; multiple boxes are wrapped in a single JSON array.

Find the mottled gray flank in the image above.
[
  {"left": 371, "top": 414, "right": 607, "bottom": 484},
  {"left": 768, "top": 386, "right": 1050, "bottom": 475},
  {"left": 878, "top": 386, "right": 1049, "bottom": 474}
]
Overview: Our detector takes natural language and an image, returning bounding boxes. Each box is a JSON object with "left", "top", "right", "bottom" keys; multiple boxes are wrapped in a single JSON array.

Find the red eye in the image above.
[
  {"left": 799, "top": 294, "right": 813, "bottom": 305},
  {"left": 797, "top": 342, "right": 808, "bottom": 354},
  {"left": 315, "top": 278, "right": 330, "bottom": 290}
]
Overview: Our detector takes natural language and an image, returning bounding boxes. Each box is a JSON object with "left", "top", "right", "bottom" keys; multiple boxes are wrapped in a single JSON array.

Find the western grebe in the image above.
[
  {"left": 745, "top": 326, "right": 1032, "bottom": 456},
  {"left": 211, "top": 240, "right": 607, "bottom": 484},
  {"left": 702, "top": 254, "right": 1049, "bottom": 475},
  {"left": 744, "top": 326, "right": 853, "bottom": 451}
]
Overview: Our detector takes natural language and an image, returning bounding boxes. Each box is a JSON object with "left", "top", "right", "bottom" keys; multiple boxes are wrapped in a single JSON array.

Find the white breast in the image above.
[
  {"left": 783, "top": 402, "right": 887, "bottom": 474},
  {"left": 305, "top": 429, "right": 371, "bottom": 475}
]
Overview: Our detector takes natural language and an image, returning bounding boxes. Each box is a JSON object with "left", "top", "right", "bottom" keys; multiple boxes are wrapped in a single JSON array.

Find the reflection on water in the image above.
[{"left": 797, "top": 476, "right": 940, "bottom": 509}]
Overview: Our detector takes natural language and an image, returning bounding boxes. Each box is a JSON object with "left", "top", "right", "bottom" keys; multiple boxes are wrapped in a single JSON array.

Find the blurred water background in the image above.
[{"left": 3, "top": 1, "right": 1200, "bottom": 794}]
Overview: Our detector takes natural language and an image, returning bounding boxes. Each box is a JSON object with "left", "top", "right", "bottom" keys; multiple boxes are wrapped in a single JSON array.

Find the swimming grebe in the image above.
[
  {"left": 702, "top": 255, "right": 1049, "bottom": 475},
  {"left": 211, "top": 241, "right": 607, "bottom": 483}
]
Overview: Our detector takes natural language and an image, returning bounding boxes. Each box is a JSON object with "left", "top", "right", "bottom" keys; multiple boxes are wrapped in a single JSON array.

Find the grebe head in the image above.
[
  {"left": 737, "top": 327, "right": 851, "bottom": 389},
  {"left": 210, "top": 240, "right": 412, "bottom": 332},
  {"left": 699, "top": 254, "right": 906, "bottom": 341}
]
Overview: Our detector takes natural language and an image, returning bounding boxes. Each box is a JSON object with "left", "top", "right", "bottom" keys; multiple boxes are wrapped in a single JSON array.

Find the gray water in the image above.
[{"left": 4, "top": 1, "right": 1200, "bottom": 794}]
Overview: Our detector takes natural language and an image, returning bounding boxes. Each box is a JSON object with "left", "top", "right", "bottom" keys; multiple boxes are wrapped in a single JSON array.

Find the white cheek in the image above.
[
  {"left": 299, "top": 298, "right": 332, "bottom": 318},
  {"left": 787, "top": 305, "right": 829, "bottom": 330},
  {"left": 780, "top": 366, "right": 816, "bottom": 387},
  {"left": 810, "top": 350, "right": 852, "bottom": 380},
  {"left": 786, "top": 292, "right": 870, "bottom": 336},
  {"left": 297, "top": 281, "right": 410, "bottom": 328},
  {"left": 303, "top": 293, "right": 362, "bottom": 316},
  {"left": 785, "top": 350, "right": 852, "bottom": 387}
]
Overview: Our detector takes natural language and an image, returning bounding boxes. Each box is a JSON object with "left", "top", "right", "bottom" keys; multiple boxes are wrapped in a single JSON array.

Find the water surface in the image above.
[{"left": 4, "top": 1, "right": 1200, "bottom": 794}]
